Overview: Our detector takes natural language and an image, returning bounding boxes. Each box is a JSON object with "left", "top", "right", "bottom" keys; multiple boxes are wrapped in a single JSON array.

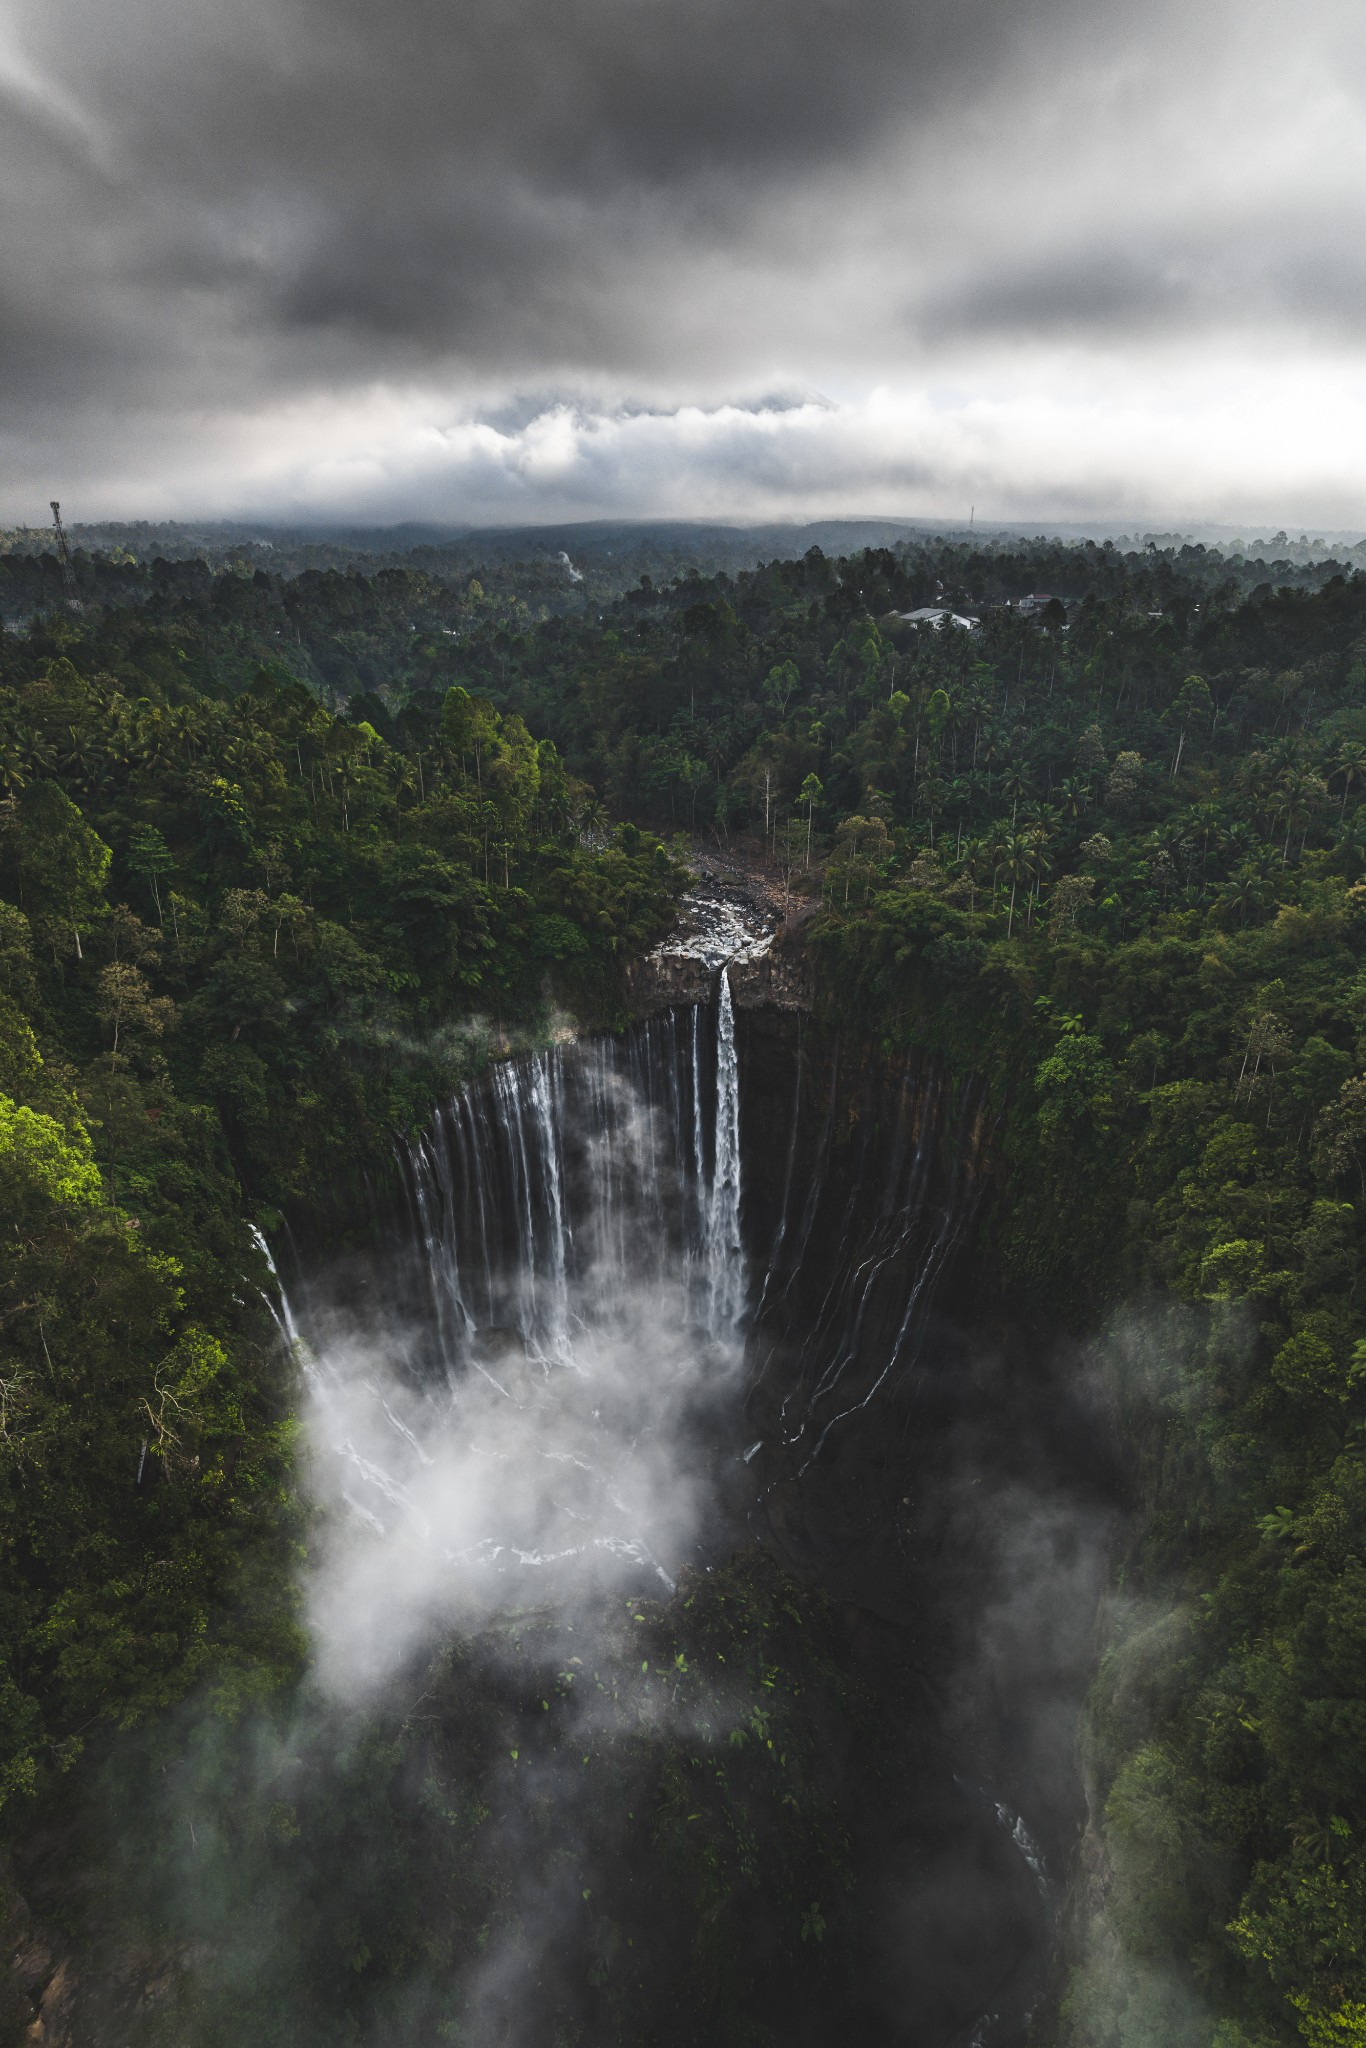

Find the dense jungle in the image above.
[{"left": 0, "top": 522, "right": 1364, "bottom": 2047}]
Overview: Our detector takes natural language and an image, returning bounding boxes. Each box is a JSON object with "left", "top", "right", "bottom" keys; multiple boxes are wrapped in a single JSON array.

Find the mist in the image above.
[
  {"left": 22, "top": 966, "right": 1144, "bottom": 2048},
  {"left": 294, "top": 1021, "right": 748, "bottom": 1698}
]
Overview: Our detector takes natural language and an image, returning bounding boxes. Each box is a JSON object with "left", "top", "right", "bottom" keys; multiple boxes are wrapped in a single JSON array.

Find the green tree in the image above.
[
  {"left": 798, "top": 773, "right": 823, "bottom": 867},
  {"left": 763, "top": 661, "right": 801, "bottom": 721},
  {"left": 1164, "top": 673, "right": 1214, "bottom": 776},
  {"left": 126, "top": 824, "right": 176, "bottom": 927},
  {"left": 2, "top": 781, "right": 111, "bottom": 960}
]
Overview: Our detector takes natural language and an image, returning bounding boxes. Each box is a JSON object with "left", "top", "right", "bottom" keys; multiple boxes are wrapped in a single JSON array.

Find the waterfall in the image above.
[
  {"left": 243, "top": 958, "right": 1058, "bottom": 2046},
  {"left": 249, "top": 1222, "right": 300, "bottom": 1349},
  {"left": 688, "top": 1003, "right": 707, "bottom": 1261},
  {"left": 700, "top": 967, "right": 744, "bottom": 1341},
  {"left": 264, "top": 986, "right": 986, "bottom": 1690},
  {"left": 528, "top": 1052, "right": 570, "bottom": 1361},
  {"left": 266, "top": 993, "right": 756, "bottom": 1676},
  {"left": 394, "top": 995, "right": 747, "bottom": 1377}
]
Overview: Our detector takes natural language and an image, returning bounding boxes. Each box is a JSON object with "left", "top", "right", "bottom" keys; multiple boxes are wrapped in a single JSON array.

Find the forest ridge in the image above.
[{"left": 0, "top": 530, "right": 1364, "bottom": 2044}]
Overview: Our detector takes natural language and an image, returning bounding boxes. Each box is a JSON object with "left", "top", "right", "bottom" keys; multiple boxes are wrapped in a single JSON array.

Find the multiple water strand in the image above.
[
  {"left": 259, "top": 986, "right": 751, "bottom": 1619},
  {"left": 251, "top": 968, "right": 1053, "bottom": 2032},
  {"left": 254, "top": 976, "right": 988, "bottom": 1595},
  {"left": 403, "top": 986, "right": 747, "bottom": 1378},
  {"left": 745, "top": 1052, "right": 989, "bottom": 1482}
]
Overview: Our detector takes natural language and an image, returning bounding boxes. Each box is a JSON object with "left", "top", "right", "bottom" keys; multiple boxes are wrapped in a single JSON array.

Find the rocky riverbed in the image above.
[{"left": 626, "top": 846, "right": 816, "bottom": 1014}]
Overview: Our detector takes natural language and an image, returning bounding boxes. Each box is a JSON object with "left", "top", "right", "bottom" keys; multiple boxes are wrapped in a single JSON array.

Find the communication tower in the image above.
[{"left": 50, "top": 499, "right": 82, "bottom": 612}]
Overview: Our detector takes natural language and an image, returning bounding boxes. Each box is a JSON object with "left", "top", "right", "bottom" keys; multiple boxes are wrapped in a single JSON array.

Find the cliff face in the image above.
[
  {"left": 621, "top": 946, "right": 714, "bottom": 1014},
  {"left": 0, "top": 1854, "right": 191, "bottom": 2048},
  {"left": 732, "top": 1005, "right": 998, "bottom": 1599},
  {"left": 6, "top": 908, "right": 1118, "bottom": 2048},
  {"left": 624, "top": 921, "right": 815, "bottom": 1015},
  {"left": 728, "top": 922, "right": 816, "bottom": 1011},
  {"left": 625, "top": 881, "right": 817, "bottom": 1018},
  {"left": 729, "top": 999, "right": 1119, "bottom": 2042}
]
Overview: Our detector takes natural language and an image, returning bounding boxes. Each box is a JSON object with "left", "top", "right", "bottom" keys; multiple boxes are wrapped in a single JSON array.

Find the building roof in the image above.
[{"left": 897, "top": 606, "right": 980, "bottom": 630}]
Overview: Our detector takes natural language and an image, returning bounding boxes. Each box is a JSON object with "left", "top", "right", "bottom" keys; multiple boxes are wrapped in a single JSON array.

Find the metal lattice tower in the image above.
[{"left": 50, "top": 500, "right": 82, "bottom": 611}]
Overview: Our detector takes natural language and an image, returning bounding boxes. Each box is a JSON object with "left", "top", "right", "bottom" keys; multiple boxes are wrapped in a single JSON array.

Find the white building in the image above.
[{"left": 895, "top": 606, "right": 981, "bottom": 632}]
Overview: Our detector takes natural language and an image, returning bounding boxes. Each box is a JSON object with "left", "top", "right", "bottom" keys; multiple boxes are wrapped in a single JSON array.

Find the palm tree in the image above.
[
  {"left": 979, "top": 726, "right": 1003, "bottom": 799},
  {"left": 956, "top": 837, "right": 990, "bottom": 917},
  {"left": 391, "top": 756, "right": 423, "bottom": 809},
  {"left": 1215, "top": 862, "right": 1274, "bottom": 927},
  {"left": 1002, "top": 765, "right": 1031, "bottom": 828},
  {"left": 1331, "top": 806, "right": 1366, "bottom": 876},
  {"left": 1333, "top": 738, "right": 1366, "bottom": 817},
  {"left": 918, "top": 774, "right": 949, "bottom": 848},
  {"left": 0, "top": 734, "right": 27, "bottom": 798},
  {"left": 1265, "top": 733, "right": 1306, "bottom": 775},
  {"left": 1275, "top": 769, "right": 1328, "bottom": 865},
  {"left": 961, "top": 679, "right": 992, "bottom": 768},
  {"left": 998, "top": 831, "right": 1036, "bottom": 938},
  {"left": 1185, "top": 800, "right": 1227, "bottom": 878},
  {"left": 1022, "top": 827, "right": 1054, "bottom": 930},
  {"left": 577, "top": 794, "right": 608, "bottom": 848},
  {"left": 798, "top": 773, "right": 822, "bottom": 867}
]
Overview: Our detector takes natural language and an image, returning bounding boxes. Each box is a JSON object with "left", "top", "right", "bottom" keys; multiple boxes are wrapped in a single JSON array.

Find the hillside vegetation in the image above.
[
  {"left": 0, "top": 616, "right": 680, "bottom": 1840},
  {"left": 2, "top": 533, "right": 1365, "bottom": 2045}
]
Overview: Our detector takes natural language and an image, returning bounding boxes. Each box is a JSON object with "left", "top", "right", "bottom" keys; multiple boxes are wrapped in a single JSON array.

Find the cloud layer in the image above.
[{"left": 2, "top": 0, "right": 1363, "bottom": 525}]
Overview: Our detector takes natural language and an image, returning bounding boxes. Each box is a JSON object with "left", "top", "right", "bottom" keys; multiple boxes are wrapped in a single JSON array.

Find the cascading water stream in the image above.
[
  {"left": 251, "top": 967, "right": 1007, "bottom": 1719},
  {"left": 249, "top": 1222, "right": 301, "bottom": 1351},
  {"left": 264, "top": 978, "right": 992, "bottom": 1638},
  {"left": 700, "top": 968, "right": 744, "bottom": 1341},
  {"left": 248, "top": 975, "right": 1069, "bottom": 2048},
  {"left": 265, "top": 990, "right": 772, "bottom": 1677}
]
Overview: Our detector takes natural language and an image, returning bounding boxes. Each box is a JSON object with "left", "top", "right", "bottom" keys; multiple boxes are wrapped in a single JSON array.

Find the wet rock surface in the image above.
[
  {"left": 293, "top": 998, "right": 1104, "bottom": 2046},
  {"left": 726, "top": 1008, "right": 1120, "bottom": 2043},
  {"left": 7, "top": 981, "right": 1120, "bottom": 2048},
  {"left": 626, "top": 847, "right": 815, "bottom": 1016}
]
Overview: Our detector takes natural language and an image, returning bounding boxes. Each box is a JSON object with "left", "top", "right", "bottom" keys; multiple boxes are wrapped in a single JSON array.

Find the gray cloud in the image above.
[{"left": 1, "top": 0, "right": 1363, "bottom": 522}]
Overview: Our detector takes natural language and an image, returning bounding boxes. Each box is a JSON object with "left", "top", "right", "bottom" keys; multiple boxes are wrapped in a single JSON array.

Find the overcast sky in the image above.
[{"left": 2, "top": 0, "right": 1364, "bottom": 530}]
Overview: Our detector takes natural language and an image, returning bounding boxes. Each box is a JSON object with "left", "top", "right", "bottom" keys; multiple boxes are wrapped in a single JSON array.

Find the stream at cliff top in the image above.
[{"left": 252, "top": 901, "right": 1116, "bottom": 2046}]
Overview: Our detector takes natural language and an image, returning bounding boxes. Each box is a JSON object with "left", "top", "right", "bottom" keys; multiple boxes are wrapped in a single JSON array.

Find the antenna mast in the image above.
[{"left": 50, "top": 500, "right": 82, "bottom": 611}]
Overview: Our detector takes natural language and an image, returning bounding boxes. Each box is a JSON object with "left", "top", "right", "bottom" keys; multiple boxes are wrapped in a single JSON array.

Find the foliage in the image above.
[
  {"left": 4, "top": 531, "right": 1366, "bottom": 2040},
  {"left": 0, "top": 609, "right": 682, "bottom": 1834},
  {"left": 57, "top": 1551, "right": 864, "bottom": 2047},
  {"left": 748, "top": 570, "right": 1366, "bottom": 2041}
]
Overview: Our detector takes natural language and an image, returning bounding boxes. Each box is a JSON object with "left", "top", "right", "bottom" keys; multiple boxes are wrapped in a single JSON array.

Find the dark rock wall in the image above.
[
  {"left": 729, "top": 923, "right": 816, "bottom": 1012},
  {"left": 6, "top": 995, "right": 1120, "bottom": 2048},
  {"left": 732, "top": 1006, "right": 1000, "bottom": 1596},
  {"left": 625, "top": 918, "right": 816, "bottom": 1018},
  {"left": 727, "top": 1001, "right": 1122, "bottom": 2046}
]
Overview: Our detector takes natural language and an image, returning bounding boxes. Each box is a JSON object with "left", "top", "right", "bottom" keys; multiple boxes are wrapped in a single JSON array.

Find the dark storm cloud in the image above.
[
  {"left": 6, "top": 0, "right": 1094, "bottom": 372},
  {"left": 1, "top": 0, "right": 1363, "bottom": 520},
  {"left": 916, "top": 201, "right": 1366, "bottom": 351}
]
